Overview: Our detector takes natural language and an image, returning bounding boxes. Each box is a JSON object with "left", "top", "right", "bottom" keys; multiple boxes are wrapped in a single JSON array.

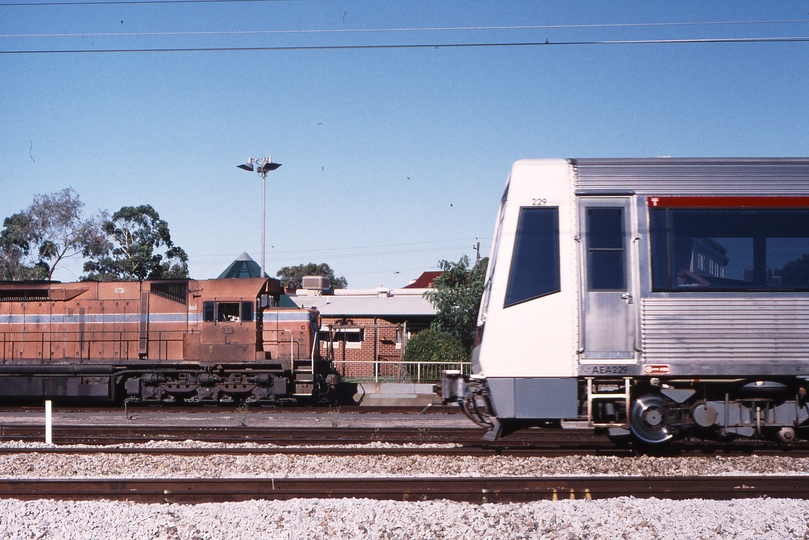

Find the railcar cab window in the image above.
[
  {"left": 202, "top": 301, "right": 254, "bottom": 323},
  {"left": 504, "top": 207, "right": 561, "bottom": 307},
  {"left": 649, "top": 197, "right": 809, "bottom": 291}
]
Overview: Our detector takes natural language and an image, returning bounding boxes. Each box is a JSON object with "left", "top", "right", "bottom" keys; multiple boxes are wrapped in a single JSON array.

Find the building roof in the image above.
[
  {"left": 217, "top": 252, "right": 266, "bottom": 279},
  {"left": 287, "top": 287, "right": 436, "bottom": 317},
  {"left": 402, "top": 271, "right": 442, "bottom": 289}
]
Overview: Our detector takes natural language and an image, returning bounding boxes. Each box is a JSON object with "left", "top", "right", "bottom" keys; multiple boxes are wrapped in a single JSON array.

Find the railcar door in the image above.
[{"left": 579, "top": 197, "right": 637, "bottom": 361}]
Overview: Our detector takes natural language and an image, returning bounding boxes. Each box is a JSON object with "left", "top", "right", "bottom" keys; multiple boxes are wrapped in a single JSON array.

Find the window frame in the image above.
[
  {"left": 202, "top": 300, "right": 254, "bottom": 323},
  {"left": 585, "top": 207, "right": 627, "bottom": 291},
  {"left": 504, "top": 206, "right": 561, "bottom": 307},
  {"left": 648, "top": 196, "right": 809, "bottom": 292}
]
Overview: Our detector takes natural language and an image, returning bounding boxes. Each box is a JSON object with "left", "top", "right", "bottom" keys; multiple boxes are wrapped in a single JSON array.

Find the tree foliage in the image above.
[
  {"left": 402, "top": 328, "right": 467, "bottom": 363},
  {"left": 275, "top": 262, "right": 347, "bottom": 290},
  {"left": 423, "top": 255, "right": 488, "bottom": 350},
  {"left": 83, "top": 205, "right": 189, "bottom": 281},
  {"left": 776, "top": 254, "right": 809, "bottom": 287},
  {"left": 0, "top": 188, "right": 106, "bottom": 281}
]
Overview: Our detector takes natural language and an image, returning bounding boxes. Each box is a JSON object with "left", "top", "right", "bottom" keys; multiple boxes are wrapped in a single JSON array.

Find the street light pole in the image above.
[{"left": 237, "top": 157, "right": 282, "bottom": 278}]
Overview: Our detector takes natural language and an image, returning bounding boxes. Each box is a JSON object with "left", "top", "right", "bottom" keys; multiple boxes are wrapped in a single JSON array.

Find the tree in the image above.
[
  {"left": 83, "top": 205, "right": 189, "bottom": 281},
  {"left": 776, "top": 254, "right": 809, "bottom": 287},
  {"left": 0, "top": 213, "right": 47, "bottom": 280},
  {"left": 402, "top": 328, "right": 467, "bottom": 363},
  {"left": 0, "top": 188, "right": 106, "bottom": 281},
  {"left": 423, "top": 254, "right": 489, "bottom": 350},
  {"left": 275, "top": 262, "right": 347, "bottom": 290}
]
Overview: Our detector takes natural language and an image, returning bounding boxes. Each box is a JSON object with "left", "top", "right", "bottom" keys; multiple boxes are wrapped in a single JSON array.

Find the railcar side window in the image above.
[
  {"left": 504, "top": 207, "right": 561, "bottom": 307},
  {"left": 586, "top": 208, "right": 626, "bottom": 290},
  {"left": 650, "top": 206, "right": 809, "bottom": 291}
]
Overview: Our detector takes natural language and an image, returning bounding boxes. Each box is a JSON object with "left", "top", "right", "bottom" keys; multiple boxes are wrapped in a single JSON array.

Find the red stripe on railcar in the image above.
[{"left": 647, "top": 196, "right": 809, "bottom": 208}]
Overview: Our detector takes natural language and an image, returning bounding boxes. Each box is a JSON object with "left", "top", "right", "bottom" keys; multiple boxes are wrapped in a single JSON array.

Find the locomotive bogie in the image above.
[
  {"left": 442, "top": 158, "right": 809, "bottom": 444},
  {"left": 0, "top": 277, "right": 337, "bottom": 405}
]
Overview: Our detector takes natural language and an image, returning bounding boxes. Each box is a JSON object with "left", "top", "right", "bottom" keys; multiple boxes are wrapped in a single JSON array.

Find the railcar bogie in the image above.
[{"left": 441, "top": 158, "right": 809, "bottom": 445}]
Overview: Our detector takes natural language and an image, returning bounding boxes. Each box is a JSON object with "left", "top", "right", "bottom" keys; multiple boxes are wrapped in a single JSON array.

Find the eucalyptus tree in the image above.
[
  {"left": 0, "top": 188, "right": 106, "bottom": 281},
  {"left": 83, "top": 204, "right": 189, "bottom": 281}
]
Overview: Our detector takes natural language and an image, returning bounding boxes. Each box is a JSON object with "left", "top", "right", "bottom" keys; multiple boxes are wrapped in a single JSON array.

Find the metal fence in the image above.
[{"left": 334, "top": 360, "right": 471, "bottom": 384}]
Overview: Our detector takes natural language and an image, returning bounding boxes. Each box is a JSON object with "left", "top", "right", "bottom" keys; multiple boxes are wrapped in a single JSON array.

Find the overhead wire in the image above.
[
  {"left": 0, "top": 0, "right": 295, "bottom": 5},
  {"left": 2, "top": 16, "right": 809, "bottom": 53},
  {"left": 3, "top": 36, "right": 809, "bottom": 55},
  {"left": 4, "top": 20, "right": 809, "bottom": 39},
  {"left": 193, "top": 240, "right": 485, "bottom": 265}
]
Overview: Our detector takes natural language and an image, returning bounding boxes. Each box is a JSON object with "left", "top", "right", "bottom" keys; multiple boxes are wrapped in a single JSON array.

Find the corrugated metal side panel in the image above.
[
  {"left": 641, "top": 297, "right": 809, "bottom": 362},
  {"left": 573, "top": 158, "right": 809, "bottom": 195}
]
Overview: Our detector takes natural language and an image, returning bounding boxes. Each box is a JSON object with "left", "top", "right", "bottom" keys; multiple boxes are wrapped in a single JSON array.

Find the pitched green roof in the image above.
[{"left": 217, "top": 252, "right": 266, "bottom": 279}]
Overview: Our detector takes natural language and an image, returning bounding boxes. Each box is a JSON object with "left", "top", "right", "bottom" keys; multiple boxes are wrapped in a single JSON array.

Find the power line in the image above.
[
  {"left": 189, "top": 237, "right": 486, "bottom": 265},
  {"left": 193, "top": 238, "right": 483, "bottom": 259},
  {"left": 193, "top": 244, "right": 484, "bottom": 267},
  {"left": 4, "top": 20, "right": 809, "bottom": 39},
  {"left": 0, "top": 0, "right": 291, "bottom": 5},
  {"left": 3, "top": 36, "right": 809, "bottom": 54},
  {"left": 3, "top": 18, "right": 809, "bottom": 45}
]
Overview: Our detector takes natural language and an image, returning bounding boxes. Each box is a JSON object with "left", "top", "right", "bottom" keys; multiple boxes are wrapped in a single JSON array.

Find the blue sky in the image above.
[{"left": 2, "top": 1, "right": 809, "bottom": 288}]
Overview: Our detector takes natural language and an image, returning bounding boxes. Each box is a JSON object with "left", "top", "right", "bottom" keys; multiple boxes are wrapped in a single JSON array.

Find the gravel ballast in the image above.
[
  {"left": 1, "top": 497, "right": 808, "bottom": 539},
  {"left": 0, "top": 441, "right": 808, "bottom": 478},
  {"left": 1, "top": 441, "right": 808, "bottom": 539}
]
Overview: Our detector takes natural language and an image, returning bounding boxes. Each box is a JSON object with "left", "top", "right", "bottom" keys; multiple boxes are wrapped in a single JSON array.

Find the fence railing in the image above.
[{"left": 332, "top": 360, "right": 471, "bottom": 384}]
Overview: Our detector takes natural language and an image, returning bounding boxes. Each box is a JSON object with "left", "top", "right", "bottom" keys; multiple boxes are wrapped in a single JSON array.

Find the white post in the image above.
[{"left": 45, "top": 400, "right": 52, "bottom": 445}]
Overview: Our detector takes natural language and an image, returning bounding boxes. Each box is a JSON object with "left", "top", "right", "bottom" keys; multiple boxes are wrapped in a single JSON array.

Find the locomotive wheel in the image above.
[{"left": 629, "top": 394, "right": 673, "bottom": 445}]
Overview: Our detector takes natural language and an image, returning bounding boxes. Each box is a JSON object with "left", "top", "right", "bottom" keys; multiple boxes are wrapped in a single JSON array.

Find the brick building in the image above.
[{"left": 285, "top": 276, "right": 437, "bottom": 380}]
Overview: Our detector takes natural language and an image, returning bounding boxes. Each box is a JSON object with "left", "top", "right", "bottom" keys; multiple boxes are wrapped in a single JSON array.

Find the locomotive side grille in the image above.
[
  {"left": 150, "top": 282, "right": 188, "bottom": 305},
  {"left": 642, "top": 296, "right": 809, "bottom": 362},
  {"left": 0, "top": 289, "right": 49, "bottom": 302}
]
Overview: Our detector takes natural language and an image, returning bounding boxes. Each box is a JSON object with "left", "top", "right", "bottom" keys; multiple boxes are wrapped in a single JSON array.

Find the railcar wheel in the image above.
[{"left": 629, "top": 394, "right": 673, "bottom": 445}]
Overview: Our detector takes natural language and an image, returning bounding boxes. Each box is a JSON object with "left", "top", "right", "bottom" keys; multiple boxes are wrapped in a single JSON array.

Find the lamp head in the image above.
[
  {"left": 259, "top": 162, "right": 282, "bottom": 174},
  {"left": 237, "top": 162, "right": 255, "bottom": 172}
]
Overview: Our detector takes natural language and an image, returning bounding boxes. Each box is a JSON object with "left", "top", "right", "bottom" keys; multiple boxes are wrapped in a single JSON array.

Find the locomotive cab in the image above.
[{"left": 195, "top": 278, "right": 268, "bottom": 364}]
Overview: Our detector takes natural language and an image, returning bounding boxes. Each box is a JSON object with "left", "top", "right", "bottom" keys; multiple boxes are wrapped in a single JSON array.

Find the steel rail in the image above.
[
  {"left": 2, "top": 424, "right": 809, "bottom": 456},
  {"left": 0, "top": 445, "right": 623, "bottom": 457},
  {"left": 0, "top": 476, "right": 808, "bottom": 503},
  {"left": 0, "top": 425, "right": 606, "bottom": 446}
]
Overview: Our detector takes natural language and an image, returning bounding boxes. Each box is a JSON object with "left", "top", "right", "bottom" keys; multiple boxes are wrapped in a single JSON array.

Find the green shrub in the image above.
[{"left": 403, "top": 328, "right": 467, "bottom": 363}]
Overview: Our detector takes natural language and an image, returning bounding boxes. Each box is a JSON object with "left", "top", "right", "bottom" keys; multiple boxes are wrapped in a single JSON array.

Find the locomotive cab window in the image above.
[
  {"left": 650, "top": 198, "right": 809, "bottom": 291},
  {"left": 202, "top": 301, "right": 254, "bottom": 323},
  {"left": 504, "top": 207, "right": 561, "bottom": 307}
]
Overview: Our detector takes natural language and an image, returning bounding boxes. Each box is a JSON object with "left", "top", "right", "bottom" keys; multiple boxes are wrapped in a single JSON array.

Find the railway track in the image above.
[
  {"left": 1, "top": 476, "right": 808, "bottom": 503},
  {"left": 2, "top": 424, "right": 809, "bottom": 456}
]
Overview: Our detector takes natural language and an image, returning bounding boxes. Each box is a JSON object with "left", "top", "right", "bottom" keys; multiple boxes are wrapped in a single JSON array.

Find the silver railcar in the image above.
[{"left": 442, "top": 158, "right": 809, "bottom": 444}]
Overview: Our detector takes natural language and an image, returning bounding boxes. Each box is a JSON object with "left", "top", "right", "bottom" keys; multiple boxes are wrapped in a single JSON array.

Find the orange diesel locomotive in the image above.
[{"left": 0, "top": 277, "right": 338, "bottom": 403}]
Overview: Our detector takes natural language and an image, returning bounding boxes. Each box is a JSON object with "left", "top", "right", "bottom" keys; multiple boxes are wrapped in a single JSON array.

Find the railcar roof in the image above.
[{"left": 560, "top": 157, "right": 809, "bottom": 195}]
